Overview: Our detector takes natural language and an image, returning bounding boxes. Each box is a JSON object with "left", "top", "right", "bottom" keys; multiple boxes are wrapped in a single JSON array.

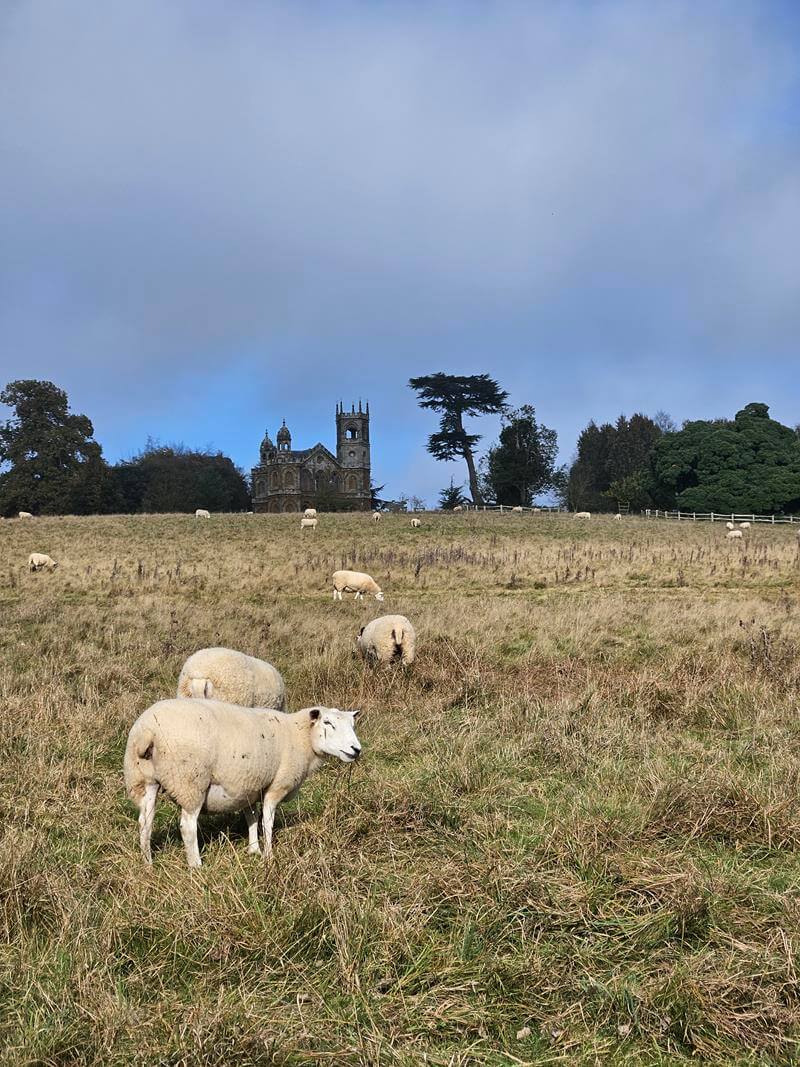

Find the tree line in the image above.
[{"left": 3, "top": 377, "right": 799, "bottom": 517}]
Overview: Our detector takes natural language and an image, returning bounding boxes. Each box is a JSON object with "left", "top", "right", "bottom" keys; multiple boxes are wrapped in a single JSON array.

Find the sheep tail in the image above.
[
  {"left": 189, "top": 677, "right": 212, "bottom": 699},
  {"left": 123, "top": 723, "right": 157, "bottom": 803}
]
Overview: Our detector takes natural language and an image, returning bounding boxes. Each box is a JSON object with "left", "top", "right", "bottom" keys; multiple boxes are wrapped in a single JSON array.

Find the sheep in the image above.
[
  {"left": 195, "top": 509, "right": 211, "bottom": 519},
  {"left": 614, "top": 514, "right": 622, "bottom": 521},
  {"left": 726, "top": 521, "right": 735, "bottom": 530},
  {"left": 18, "top": 511, "right": 33, "bottom": 519},
  {"left": 28, "top": 553, "right": 57, "bottom": 572},
  {"left": 332, "top": 569, "right": 384, "bottom": 602},
  {"left": 739, "top": 522, "right": 751, "bottom": 529},
  {"left": 574, "top": 512, "right": 591, "bottom": 519},
  {"left": 357, "top": 614, "right": 416, "bottom": 665},
  {"left": 124, "top": 700, "right": 361, "bottom": 867},
  {"left": 410, "top": 518, "right": 421, "bottom": 528},
  {"left": 177, "top": 647, "right": 287, "bottom": 710},
  {"left": 726, "top": 529, "right": 743, "bottom": 540},
  {"left": 300, "top": 516, "right": 318, "bottom": 530},
  {"left": 452, "top": 506, "right": 463, "bottom": 513},
  {"left": 511, "top": 506, "right": 524, "bottom": 513},
  {"left": 372, "top": 511, "right": 382, "bottom": 523},
  {"left": 303, "top": 508, "right": 317, "bottom": 518}
]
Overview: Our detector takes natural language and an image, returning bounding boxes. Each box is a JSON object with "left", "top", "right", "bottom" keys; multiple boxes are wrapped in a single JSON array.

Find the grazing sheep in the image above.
[
  {"left": 727, "top": 529, "right": 743, "bottom": 540},
  {"left": 332, "top": 569, "right": 384, "bottom": 602},
  {"left": 739, "top": 522, "right": 751, "bottom": 530},
  {"left": 300, "top": 516, "right": 318, "bottom": 530},
  {"left": 614, "top": 514, "right": 622, "bottom": 521},
  {"left": 18, "top": 511, "right": 33, "bottom": 519},
  {"left": 195, "top": 509, "right": 211, "bottom": 519},
  {"left": 511, "top": 506, "right": 523, "bottom": 513},
  {"left": 574, "top": 512, "right": 591, "bottom": 520},
  {"left": 357, "top": 614, "right": 416, "bottom": 665},
  {"left": 452, "top": 506, "right": 463, "bottom": 513},
  {"left": 372, "top": 511, "right": 382, "bottom": 523},
  {"left": 125, "top": 701, "right": 361, "bottom": 867},
  {"left": 726, "top": 521, "right": 735, "bottom": 531},
  {"left": 303, "top": 508, "right": 317, "bottom": 518},
  {"left": 28, "top": 553, "right": 57, "bottom": 572},
  {"left": 410, "top": 518, "right": 421, "bottom": 528},
  {"left": 177, "top": 647, "right": 287, "bottom": 710}
]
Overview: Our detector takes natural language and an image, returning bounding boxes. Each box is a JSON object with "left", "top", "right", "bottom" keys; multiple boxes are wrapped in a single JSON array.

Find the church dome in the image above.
[
  {"left": 259, "top": 429, "right": 275, "bottom": 464},
  {"left": 277, "top": 420, "right": 291, "bottom": 444}
]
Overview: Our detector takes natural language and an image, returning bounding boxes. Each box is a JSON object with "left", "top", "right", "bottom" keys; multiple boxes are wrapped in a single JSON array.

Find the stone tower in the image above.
[{"left": 336, "top": 401, "right": 371, "bottom": 497}]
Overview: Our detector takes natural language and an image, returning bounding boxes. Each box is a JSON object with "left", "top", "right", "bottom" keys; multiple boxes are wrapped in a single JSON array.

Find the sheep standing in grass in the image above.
[
  {"left": 177, "top": 647, "right": 287, "bottom": 710},
  {"left": 125, "top": 701, "right": 361, "bottom": 867},
  {"left": 195, "top": 509, "right": 211, "bottom": 519},
  {"left": 739, "top": 522, "right": 751, "bottom": 530},
  {"left": 304, "top": 508, "right": 317, "bottom": 518},
  {"left": 372, "top": 511, "right": 382, "bottom": 523},
  {"left": 410, "top": 518, "right": 421, "bottom": 528},
  {"left": 332, "top": 570, "right": 384, "bottom": 602},
  {"left": 726, "top": 521, "right": 735, "bottom": 531},
  {"left": 574, "top": 512, "right": 591, "bottom": 520},
  {"left": 357, "top": 615, "right": 416, "bottom": 665},
  {"left": 18, "top": 511, "right": 33, "bottom": 519},
  {"left": 300, "top": 516, "right": 318, "bottom": 530},
  {"left": 614, "top": 514, "right": 622, "bottom": 521},
  {"left": 452, "top": 506, "right": 463, "bottom": 513},
  {"left": 511, "top": 506, "right": 523, "bottom": 514},
  {"left": 28, "top": 553, "right": 57, "bottom": 572},
  {"left": 727, "top": 529, "right": 743, "bottom": 540}
]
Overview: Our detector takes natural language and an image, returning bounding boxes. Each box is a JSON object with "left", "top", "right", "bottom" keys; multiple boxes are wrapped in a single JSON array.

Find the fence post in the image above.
[
  {"left": 772, "top": 514, "right": 775, "bottom": 524},
  {"left": 693, "top": 512, "right": 696, "bottom": 520},
  {"left": 711, "top": 512, "right": 714, "bottom": 523}
]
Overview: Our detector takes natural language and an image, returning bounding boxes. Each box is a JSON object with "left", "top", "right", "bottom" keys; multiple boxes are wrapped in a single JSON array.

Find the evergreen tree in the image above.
[
  {"left": 482, "top": 405, "right": 559, "bottom": 506},
  {"left": 567, "top": 413, "right": 661, "bottom": 511},
  {"left": 409, "top": 373, "right": 508, "bottom": 504},
  {"left": 111, "top": 442, "right": 250, "bottom": 513},
  {"left": 438, "top": 479, "right": 469, "bottom": 509}
]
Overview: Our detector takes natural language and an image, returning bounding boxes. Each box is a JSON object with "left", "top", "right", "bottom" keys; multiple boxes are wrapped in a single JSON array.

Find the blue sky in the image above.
[{"left": 1, "top": 1, "right": 798, "bottom": 504}]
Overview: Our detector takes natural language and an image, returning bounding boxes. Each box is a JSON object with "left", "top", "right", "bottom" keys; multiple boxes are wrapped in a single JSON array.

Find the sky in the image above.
[{"left": 1, "top": 1, "right": 798, "bottom": 504}]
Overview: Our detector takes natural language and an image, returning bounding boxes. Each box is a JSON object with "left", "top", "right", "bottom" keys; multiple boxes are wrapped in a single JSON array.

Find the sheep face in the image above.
[{"left": 309, "top": 708, "right": 362, "bottom": 762}]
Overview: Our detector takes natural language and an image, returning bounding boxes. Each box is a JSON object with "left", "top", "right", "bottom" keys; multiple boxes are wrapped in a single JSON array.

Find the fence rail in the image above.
[
  {"left": 461, "top": 505, "right": 566, "bottom": 514},
  {"left": 641, "top": 509, "right": 800, "bottom": 525}
]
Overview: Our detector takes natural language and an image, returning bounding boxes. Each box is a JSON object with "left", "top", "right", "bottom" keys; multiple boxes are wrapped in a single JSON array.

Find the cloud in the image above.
[{"left": 1, "top": 1, "right": 798, "bottom": 499}]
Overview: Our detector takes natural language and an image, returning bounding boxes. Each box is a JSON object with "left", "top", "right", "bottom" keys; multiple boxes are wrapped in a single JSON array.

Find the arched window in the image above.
[{"left": 345, "top": 425, "right": 359, "bottom": 440}]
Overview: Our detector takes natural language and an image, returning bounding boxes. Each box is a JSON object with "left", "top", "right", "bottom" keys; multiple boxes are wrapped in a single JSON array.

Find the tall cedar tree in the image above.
[
  {"left": 483, "top": 406, "right": 560, "bottom": 506},
  {"left": 0, "top": 379, "right": 113, "bottom": 516},
  {"left": 409, "top": 373, "right": 508, "bottom": 504}
]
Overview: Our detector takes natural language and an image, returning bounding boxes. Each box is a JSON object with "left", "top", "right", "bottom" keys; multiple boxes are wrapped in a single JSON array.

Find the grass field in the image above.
[{"left": 1, "top": 511, "right": 799, "bottom": 1066}]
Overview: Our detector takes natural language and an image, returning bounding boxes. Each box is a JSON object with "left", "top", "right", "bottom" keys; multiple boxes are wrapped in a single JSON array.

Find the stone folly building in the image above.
[{"left": 251, "top": 402, "right": 372, "bottom": 513}]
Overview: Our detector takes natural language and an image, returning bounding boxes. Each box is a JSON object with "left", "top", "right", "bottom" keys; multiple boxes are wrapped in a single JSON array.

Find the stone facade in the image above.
[{"left": 251, "top": 403, "right": 372, "bottom": 513}]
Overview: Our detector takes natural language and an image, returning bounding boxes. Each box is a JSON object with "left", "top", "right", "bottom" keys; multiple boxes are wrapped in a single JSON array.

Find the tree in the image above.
[
  {"left": 438, "top": 478, "right": 468, "bottom": 509},
  {"left": 567, "top": 413, "right": 662, "bottom": 511},
  {"left": 648, "top": 402, "right": 800, "bottom": 513},
  {"left": 409, "top": 373, "right": 508, "bottom": 504},
  {"left": 112, "top": 441, "right": 250, "bottom": 513},
  {"left": 0, "top": 379, "right": 113, "bottom": 516},
  {"left": 482, "top": 405, "right": 560, "bottom": 506}
]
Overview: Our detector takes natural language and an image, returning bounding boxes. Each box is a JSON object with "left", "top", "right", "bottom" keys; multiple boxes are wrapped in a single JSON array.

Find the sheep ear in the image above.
[
  {"left": 309, "top": 707, "right": 321, "bottom": 721},
  {"left": 359, "top": 626, "right": 365, "bottom": 637},
  {"left": 351, "top": 709, "right": 361, "bottom": 719}
]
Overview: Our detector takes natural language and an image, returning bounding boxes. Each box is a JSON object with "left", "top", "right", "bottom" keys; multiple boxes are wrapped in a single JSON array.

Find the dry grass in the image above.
[{"left": 1, "top": 511, "right": 799, "bottom": 1065}]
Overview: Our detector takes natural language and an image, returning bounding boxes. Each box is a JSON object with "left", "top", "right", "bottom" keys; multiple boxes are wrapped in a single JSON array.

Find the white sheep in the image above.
[
  {"left": 357, "top": 614, "right": 416, "bottom": 665},
  {"left": 332, "top": 569, "right": 384, "bottom": 602},
  {"left": 372, "top": 511, "right": 382, "bottom": 523},
  {"left": 18, "top": 511, "right": 33, "bottom": 519},
  {"left": 614, "top": 514, "right": 622, "bottom": 521},
  {"left": 28, "top": 553, "right": 58, "bottom": 572},
  {"left": 727, "top": 529, "right": 743, "bottom": 540},
  {"left": 195, "top": 509, "right": 211, "bottom": 519},
  {"left": 452, "top": 506, "right": 463, "bottom": 513},
  {"left": 177, "top": 647, "right": 287, "bottom": 710},
  {"left": 124, "top": 700, "right": 361, "bottom": 867},
  {"left": 726, "top": 521, "right": 735, "bottom": 530},
  {"left": 300, "top": 516, "right": 318, "bottom": 530},
  {"left": 574, "top": 511, "right": 591, "bottom": 519},
  {"left": 303, "top": 508, "right": 317, "bottom": 518},
  {"left": 410, "top": 518, "right": 421, "bottom": 528},
  {"left": 739, "top": 522, "right": 751, "bottom": 529},
  {"left": 511, "top": 506, "right": 523, "bottom": 514}
]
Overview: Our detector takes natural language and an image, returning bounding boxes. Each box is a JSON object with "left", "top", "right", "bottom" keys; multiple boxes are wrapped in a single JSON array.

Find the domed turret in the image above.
[
  {"left": 277, "top": 420, "right": 291, "bottom": 451},
  {"left": 259, "top": 429, "right": 275, "bottom": 465}
]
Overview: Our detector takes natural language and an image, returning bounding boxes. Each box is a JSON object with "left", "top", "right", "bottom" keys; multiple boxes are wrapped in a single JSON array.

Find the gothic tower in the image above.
[{"left": 336, "top": 400, "right": 371, "bottom": 501}]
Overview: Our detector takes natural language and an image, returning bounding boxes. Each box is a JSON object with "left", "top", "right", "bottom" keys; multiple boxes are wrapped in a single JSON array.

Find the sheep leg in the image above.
[
  {"left": 138, "top": 782, "right": 158, "bottom": 864},
  {"left": 261, "top": 788, "right": 288, "bottom": 861},
  {"left": 244, "top": 804, "right": 261, "bottom": 855},
  {"left": 179, "top": 806, "right": 203, "bottom": 868}
]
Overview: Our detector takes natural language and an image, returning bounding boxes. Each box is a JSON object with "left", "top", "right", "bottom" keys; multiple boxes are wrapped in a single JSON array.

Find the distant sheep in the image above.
[
  {"left": 452, "top": 506, "right": 463, "bottom": 513},
  {"left": 18, "top": 511, "right": 33, "bottom": 519},
  {"left": 574, "top": 512, "right": 591, "bottom": 520},
  {"left": 300, "top": 516, "right": 318, "bottom": 530},
  {"left": 304, "top": 508, "right": 317, "bottom": 518},
  {"left": 125, "top": 701, "right": 361, "bottom": 867},
  {"left": 614, "top": 514, "right": 622, "bottom": 521},
  {"left": 726, "top": 521, "right": 735, "bottom": 530},
  {"left": 726, "top": 529, "right": 743, "bottom": 540},
  {"left": 372, "top": 511, "right": 382, "bottom": 523},
  {"left": 28, "top": 553, "right": 57, "bottom": 572},
  {"left": 410, "top": 518, "right": 421, "bottom": 528},
  {"left": 511, "top": 506, "right": 523, "bottom": 514},
  {"left": 195, "top": 509, "right": 211, "bottom": 519},
  {"left": 739, "top": 522, "right": 751, "bottom": 529},
  {"left": 332, "top": 569, "right": 384, "bottom": 602},
  {"left": 357, "top": 615, "right": 416, "bottom": 665},
  {"left": 177, "top": 647, "right": 287, "bottom": 710}
]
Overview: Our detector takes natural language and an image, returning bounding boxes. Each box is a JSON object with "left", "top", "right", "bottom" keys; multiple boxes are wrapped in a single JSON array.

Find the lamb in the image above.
[
  {"left": 177, "top": 647, "right": 287, "bottom": 710},
  {"left": 574, "top": 511, "right": 591, "bottom": 519},
  {"left": 372, "top": 511, "right": 382, "bottom": 523},
  {"left": 357, "top": 614, "right": 416, "bottom": 665},
  {"left": 195, "top": 509, "right": 211, "bottom": 519},
  {"left": 18, "top": 511, "right": 33, "bottom": 519},
  {"left": 727, "top": 529, "right": 743, "bottom": 540},
  {"left": 303, "top": 508, "right": 317, "bottom": 518},
  {"left": 739, "top": 522, "right": 751, "bottom": 529},
  {"left": 726, "top": 521, "right": 735, "bottom": 530},
  {"left": 332, "top": 569, "right": 384, "bottom": 602},
  {"left": 300, "top": 516, "right": 318, "bottom": 530},
  {"left": 410, "top": 518, "right": 421, "bottom": 528},
  {"left": 614, "top": 514, "right": 622, "bottom": 521},
  {"left": 28, "top": 553, "right": 58, "bottom": 572},
  {"left": 124, "top": 700, "right": 361, "bottom": 867}
]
